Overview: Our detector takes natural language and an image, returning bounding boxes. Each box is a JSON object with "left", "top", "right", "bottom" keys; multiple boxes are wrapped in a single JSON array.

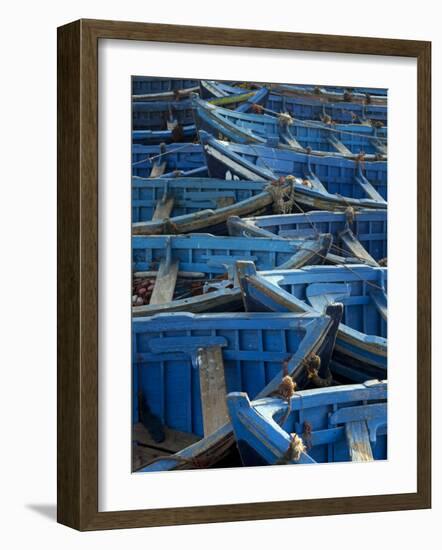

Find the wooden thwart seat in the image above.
[
  {"left": 197, "top": 345, "right": 229, "bottom": 437},
  {"left": 345, "top": 421, "right": 374, "bottom": 462},
  {"left": 149, "top": 258, "right": 180, "bottom": 305}
]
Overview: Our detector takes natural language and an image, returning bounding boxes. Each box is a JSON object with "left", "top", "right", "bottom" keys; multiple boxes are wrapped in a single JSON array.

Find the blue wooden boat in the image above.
[
  {"left": 132, "top": 143, "right": 207, "bottom": 178},
  {"left": 227, "top": 209, "right": 387, "bottom": 266},
  {"left": 132, "top": 77, "right": 200, "bottom": 101},
  {"left": 132, "top": 89, "right": 268, "bottom": 134},
  {"left": 132, "top": 178, "right": 302, "bottom": 235},
  {"left": 227, "top": 380, "right": 387, "bottom": 466},
  {"left": 133, "top": 309, "right": 340, "bottom": 471},
  {"left": 133, "top": 99, "right": 195, "bottom": 131},
  {"left": 270, "top": 83, "right": 387, "bottom": 106},
  {"left": 132, "top": 233, "right": 332, "bottom": 317},
  {"left": 266, "top": 91, "right": 387, "bottom": 124},
  {"left": 193, "top": 96, "right": 387, "bottom": 158},
  {"left": 199, "top": 132, "right": 387, "bottom": 211},
  {"left": 268, "top": 83, "right": 387, "bottom": 98},
  {"left": 236, "top": 262, "right": 387, "bottom": 377},
  {"left": 199, "top": 80, "right": 253, "bottom": 99}
]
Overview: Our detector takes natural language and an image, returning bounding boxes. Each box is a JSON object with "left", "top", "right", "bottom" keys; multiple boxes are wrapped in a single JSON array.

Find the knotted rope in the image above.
[
  {"left": 303, "top": 353, "right": 334, "bottom": 388},
  {"left": 265, "top": 178, "right": 296, "bottom": 214},
  {"left": 276, "top": 433, "right": 306, "bottom": 464},
  {"left": 278, "top": 112, "right": 294, "bottom": 126}
]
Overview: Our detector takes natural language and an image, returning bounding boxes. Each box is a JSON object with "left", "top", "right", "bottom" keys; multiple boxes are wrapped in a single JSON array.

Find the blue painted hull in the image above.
[
  {"left": 132, "top": 143, "right": 206, "bottom": 178},
  {"left": 132, "top": 99, "right": 195, "bottom": 130},
  {"left": 132, "top": 177, "right": 268, "bottom": 223},
  {"left": 134, "top": 310, "right": 336, "bottom": 471},
  {"left": 229, "top": 210, "right": 387, "bottom": 263},
  {"left": 267, "top": 92, "right": 387, "bottom": 124},
  {"left": 199, "top": 132, "right": 387, "bottom": 211},
  {"left": 227, "top": 381, "right": 387, "bottom": 466},
  {"left": 132, "top": 77, "right": 199, "bottom": 95},
  {"left": 236, "top": 262, "right": 387, "bottom": 375},
  {"left": 132, "top": 233, "right": 331, "bottom": 275},
  {"left": 132, "top": 233, "right": 332, "bottom": 318},
  {"left": 132, "top": 177, "right": 283, "bottom": 235}
]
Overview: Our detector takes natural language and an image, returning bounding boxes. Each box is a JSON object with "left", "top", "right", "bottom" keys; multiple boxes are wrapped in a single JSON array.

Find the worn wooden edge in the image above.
[
  {"left": 57, "top": 20, "right": 81, "bottom": 529},
  {"left": 57, "top": 18, "right": 432, "bottom": 531},
  {"left": 78, "top": 18, "right": 429, "bottom": 57},
  {"left": 82, "top": 492, "right": 430, "bottom": 531},
  {"left": 416, "top": 41, "right": 431, "bottom": 508}
]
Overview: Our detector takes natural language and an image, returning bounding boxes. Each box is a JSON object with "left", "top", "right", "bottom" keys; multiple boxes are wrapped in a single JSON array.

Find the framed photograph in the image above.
[{"left": 57, "top": 19, "right": 431, "bottom": 530}]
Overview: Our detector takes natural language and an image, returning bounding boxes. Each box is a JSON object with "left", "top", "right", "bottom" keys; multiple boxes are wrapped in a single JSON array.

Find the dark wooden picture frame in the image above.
[{"left": 57, "top": 18, "right": 431, "bottom": 531}]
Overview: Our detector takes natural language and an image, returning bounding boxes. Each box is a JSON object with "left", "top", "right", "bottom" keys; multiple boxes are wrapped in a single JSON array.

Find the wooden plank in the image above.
[
  {"left": 345, "top": 421, "right": 374, "bottom": 462},
  {"left": 369, "top": 288, "right": 388, "bottom": 322},
  {"left": 149, "top": 161, "right": 166, "bottom": 177},
  {"left": 339, "top": 227, "right": 378, "bottom": 266},
  {"left": 152, "top": 195, "right": 175, "bottom": 220},
  {"left": 149, "top": 258, "right": 179, "bottom": 305},
  {"left": 328, "top": 135, "right": 352, "bottom": 156},
  {"left": 370, "top": 138, "right": 387, "bottom": 155},
  {"left": 198, "top": 345, "right": 229, "bottom": 436},
  {"left": 355, "top": 175, "right": 385, "bottom": 202}
]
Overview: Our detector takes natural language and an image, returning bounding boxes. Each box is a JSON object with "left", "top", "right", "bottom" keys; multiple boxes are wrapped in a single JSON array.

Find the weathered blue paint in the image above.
[
  {"left": 133, "top": 311, "right": 332, "bottom": 432},
  {"left": 133, "top": 124, "right": 197, "bottom": 145},
  {"left": 227, "top": 380, "right": 387, "bottom": 466},
  {"left": 132, "top": 77, "right": 200, "bottom": 96},
  {"left": 199, "top": 132, "right": 387, "bottom": 211},
  {"left": 193, "top": 96, "right": 387, "bottom": 158},
  {"left": 229, "top": 210, "right": 387, "bottom": 262},
  {"left": 132, "top": 99, "right": 195, "bottom": 131},
  {"left": 266, "top": 92, "right": 387, "bottom": 124},
  {"left": 132, "top": 233, "right": 331, "bottom": 274},
  {"left": 236, "top": 262, "right": 387, "bottom": 374},
  {"left": 132, "top": 177, "right": 267, "bottom": 223},
  {"left": 132, "top": 143, "right": 206, "bottom": 177},
  {"left": 134, "top": 310, "right": 336, "bottom": 471}
]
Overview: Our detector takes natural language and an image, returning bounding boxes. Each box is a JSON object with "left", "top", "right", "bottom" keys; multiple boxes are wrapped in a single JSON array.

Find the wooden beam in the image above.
[
  {"left": 345, "top": 421, "right": 374, "bottom": 462},
  {"left": 198, "top": 345, "right": 229, "bottom": 436},
  {"left": 355, "top": 175, "right": 385, "bottom": 202},
  {"left": 328, "top": 135, "right": 353, "bottom": 156},
  {"left": 152, "top": 195, "right": 175, "bottom": 220},
  {"left": 339, "top": 227, "right": 378, "bottom": 266},
  {"left": 149, "top": 258, "right": 179, "bottom": 305},
  {"left": 149, "top": 161, "right": 166, "bottom": 178}
]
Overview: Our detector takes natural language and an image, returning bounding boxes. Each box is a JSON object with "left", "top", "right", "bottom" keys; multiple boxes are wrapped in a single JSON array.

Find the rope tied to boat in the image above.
[
  {"left": 278, "top": 375, "right": 297, "bottom": 400},
  {"left": 162, "top": 218, "right": 178, "bottom": 234},
  {"left": 303, "top": 353, "right": 333, "bottom": 388},
  {"left": 278, "top": 112, "right": 294, "bottom": 126},
  {"left": 276, "top": 433, "right": 306, "bottom": 464},
  {"left": 251, "top": 103, "right": 264, "bottom": 114},
  {"left": 266, "top": 177, "right": 296, "bottom": 214},
  {"left": 345, "top": 205, "right": 356, "bottom": 225},
  {"left": 302, "top": 421, "right": 313, "bottom": 450}
]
